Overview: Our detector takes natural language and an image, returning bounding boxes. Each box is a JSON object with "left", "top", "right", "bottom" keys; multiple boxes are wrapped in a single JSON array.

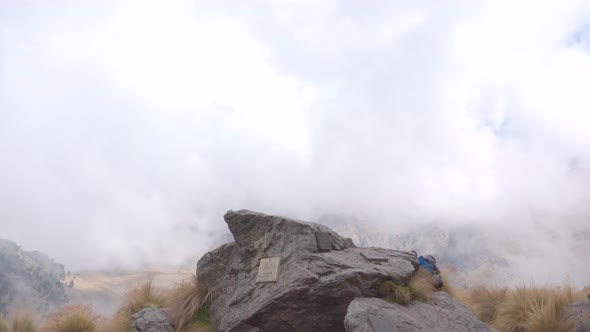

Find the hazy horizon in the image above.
[{"left": 1, "top": 0, "right": 590, "bottom": 285}]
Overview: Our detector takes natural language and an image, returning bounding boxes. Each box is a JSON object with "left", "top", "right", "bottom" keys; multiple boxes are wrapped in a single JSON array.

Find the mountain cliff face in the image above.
[{"left": 0, "top": 239, "right": 67, "bottom": 317}]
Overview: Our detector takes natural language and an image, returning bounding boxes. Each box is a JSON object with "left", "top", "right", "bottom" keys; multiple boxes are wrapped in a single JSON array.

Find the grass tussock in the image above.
[
  {"left": 439, "top": 270, "right": 468, "bottom": 304},
  {"left": 408, "top": 269, "right": 436, "bottom": 302},
  {"left": 576, "top": 285, "right": 590, "bottom": 302},
  {"left": 379, "top": 268, "right": 441, "bottom": 305},
  {"left": 494, "top": 285, "right": 575, "bottom": 332},
  {"left": 104, "top": 280, "right": 167, "bottom": 332},
  {"left": 456, "top": 284, "right": 577, "bottom": 332},
  {"left": 103, "top": 310, "right": 132, "bottom": 332},
  {"left": 178, "top": 304, "right": 213, "bottom": 332},
  {"left": 468, "top": 286, "right": 508, "bottom": 324},
  {"left": 124, "top": 280, "right": 167, "bottom": 314},
  {"left": 167, "top": 276, "right": 211, "bottom": 332},
  {"left": 435, "top": 269, "right": 582, "bottom": 332},
  {"left": 44, "top": 304, "right": 100, "bottom": 332},
  {"left": 8, "top": 310, "right": 38, "bottom": 332},
  {"left": 0, "top": 316, "right": 10, "bottom": 332},
  {"left": 378, "top": 281, "right": 412, "bottom": 305}
]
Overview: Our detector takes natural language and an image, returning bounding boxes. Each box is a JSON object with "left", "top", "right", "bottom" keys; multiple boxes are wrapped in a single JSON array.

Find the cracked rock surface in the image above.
[
  {"left": 570, "top": 300, "right": 590, "bottom": 332},
  {"left": 344, "top": 294, "right": 493, "bottom": 332}
]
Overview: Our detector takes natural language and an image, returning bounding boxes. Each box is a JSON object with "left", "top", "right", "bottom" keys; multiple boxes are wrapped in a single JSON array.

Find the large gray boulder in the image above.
[
  {"left": 197, "top": 210, "right": 418, "bottom": 332},
  {"left": 570, "top": 300, "right": 590, "bottom": 332},
  {"left": 131, "top": 308, "right": 174, "bottom": 332},
  {"left": 344, "top": 293, "right": 493, "bottom": 332}
]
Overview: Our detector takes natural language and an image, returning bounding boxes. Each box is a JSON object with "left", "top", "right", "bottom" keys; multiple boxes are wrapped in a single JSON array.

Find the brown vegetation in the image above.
[
  {"left": 378, "top": 281, "right": 413, "bottom": 305},
  {"left": 7, "top": 310, "right": 38, "bottom": 332},
  {"left": 494, "top": 285, "right": 575, "bottom": 332},
  {"left": 0, "top": 316, "right": 10, "bottom": 332},
  {"left": 167, "top": 276, "right": 211, "bottom": 332},
  {"left": 43, "top": 304, "right": 101, "bottom": 332},
  {"left": 576, "top": 285, "right": 590, "bottom": 302},
  {"left": 452, "top": 283, "right": 587, "bottom": 332},
  {"left": 408, "top": 268, "right": 436, "bottom": 302},
  {"left": 104, "top": 280, "right": 167, "bottom": 332},
  {"left": 379, "top": 268, "right": 438, "bottom": 305},
  {"left": 469, "top": 286, "right": 508, "bottom": 323}
]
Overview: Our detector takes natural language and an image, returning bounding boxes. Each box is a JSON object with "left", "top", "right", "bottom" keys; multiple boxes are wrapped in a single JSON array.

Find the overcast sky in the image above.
[{"left": 1, "top": 0, "right": 590, "bottom": 271}]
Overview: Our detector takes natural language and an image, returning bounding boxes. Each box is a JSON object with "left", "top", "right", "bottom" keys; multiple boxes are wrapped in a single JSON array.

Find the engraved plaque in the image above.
[
  {"left": 256, "top": 257, "right": 280, "bottom": 283},
  {"left": 368, "top": 315, "right": 397, "bottom": 332},
  {"left": 361, "top": 251, "right": 389, "bottom": 262},
  {"left": 315, "top": 232, "right": 332, "bottom": 251}
]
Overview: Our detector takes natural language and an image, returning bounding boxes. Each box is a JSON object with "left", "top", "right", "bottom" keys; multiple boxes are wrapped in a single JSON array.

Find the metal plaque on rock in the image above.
[
  {"left": 256, "top": 257, "right": 280, "bottom": 283},
  {"left": 360, "top": 251, "right": 389, "bottom": 262},
  {"left": 315, "top": 232, "right": 332, "bottom": 251},
  {"left": 368, "top": 315, "right": 398, "bottom": 332}
]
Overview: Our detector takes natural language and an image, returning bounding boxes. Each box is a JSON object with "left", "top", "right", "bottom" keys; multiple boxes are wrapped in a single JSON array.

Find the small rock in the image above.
[{"left": 131, "top": 308, "right": 174, "bottom": 332}]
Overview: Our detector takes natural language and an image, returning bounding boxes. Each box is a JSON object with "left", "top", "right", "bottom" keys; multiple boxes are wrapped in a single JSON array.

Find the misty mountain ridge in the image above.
[
  {"left": 320, "top": 214, "right": 590, "bottom": 288},
  {"left": 0, "top": 238, "right": 67, "bottom": 318}
]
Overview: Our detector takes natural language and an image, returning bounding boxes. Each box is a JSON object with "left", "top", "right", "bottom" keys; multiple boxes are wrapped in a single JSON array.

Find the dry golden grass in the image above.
[
  {"left": 0, "top": 316, "right": 10, "bottom": 332},
  {"left": 8, "top": 310, "right": 38, "bottom": 332},
  {"left": 408, "top": 269, "right": 436, "bottom": 302},
  {"left": 469, "top": 285, "right": 508, "bottom": 324},
  {"left": 124, "top": 280, "right": 168, "bottom": 314},
  {"left": 576, "top": 285, "right": 590, "bottom": 301},
  {"left": 104, "top": 280, "right": 167, "bottom": 332},
  {"left": 438, "top": 268, "right": 583, "bottom": 332},
  {"left": 378, "top": 281, "right": 412, "bottom": 305},
  {"left": 493, "top": 285, "right": 575, "bottom": 332},
  {"left": 43, "top": 304, "right": 100, "bottom": 332},
  {"left": 103, "top": 310, "right": 132, "bottom": 332},
  {"left": 379, "top": 269, "right": 445, "bottom": 305},
  {"left": 439, "top": 270, "right": 469, "bottom": 305},
  {"left": 167, "top": 276, "right": 210, "bottom": 332}
]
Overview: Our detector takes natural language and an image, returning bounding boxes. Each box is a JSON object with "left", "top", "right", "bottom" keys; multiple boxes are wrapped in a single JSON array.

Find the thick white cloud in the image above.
[{"left": 1, "top": 0, "right": 590, "bottom": 280}]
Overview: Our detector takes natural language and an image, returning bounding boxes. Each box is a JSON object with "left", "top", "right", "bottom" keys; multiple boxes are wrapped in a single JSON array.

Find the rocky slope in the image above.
[{"left": 0, "top": 239, "right": 67, "bottom": 317}]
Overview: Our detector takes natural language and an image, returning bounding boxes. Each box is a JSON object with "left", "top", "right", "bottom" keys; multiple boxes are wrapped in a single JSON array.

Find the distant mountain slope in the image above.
[
  {"left": 320, "top": 215, "right": 590, "bottom": 288},
  {"left": 0, "top": 239, "right": 67, "bottom": 317}
]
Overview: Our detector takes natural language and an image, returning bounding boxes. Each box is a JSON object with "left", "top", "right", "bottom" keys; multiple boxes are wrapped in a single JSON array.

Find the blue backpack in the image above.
[
  {"left": 418, "top": 256, "right": 435, "bottom": 272},
  {"left": 418, "top": 255, "right": 443, "bottom": 288}
]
